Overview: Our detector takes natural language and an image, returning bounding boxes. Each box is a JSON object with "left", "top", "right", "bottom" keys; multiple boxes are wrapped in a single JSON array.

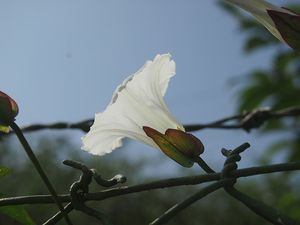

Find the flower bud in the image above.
[
  {"left": 0, "top": 91, "right": 19, "bottom": 132},
  {"left": 143, "top": 126, "right": 204, "bottom": 168}
]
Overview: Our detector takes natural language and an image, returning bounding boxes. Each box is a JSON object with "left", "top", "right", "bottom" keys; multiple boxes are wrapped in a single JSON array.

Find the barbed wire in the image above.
[
  {"left": 1, "top": 161, "right": 300, "bottom": 207},
  {"left": 1, "top": 154, "right": 300, "bottom": 224},
  {"left": 1, "top": 106, "right": 299, "bottom": 137}
]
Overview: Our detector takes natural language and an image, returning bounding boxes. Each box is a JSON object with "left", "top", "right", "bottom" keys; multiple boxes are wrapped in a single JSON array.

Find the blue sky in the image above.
[{"left": 0, "top": 0, "right": 293, "bottom": 175}]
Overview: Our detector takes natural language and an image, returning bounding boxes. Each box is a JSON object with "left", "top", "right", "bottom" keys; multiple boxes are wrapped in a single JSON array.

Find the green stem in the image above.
[
  {"left": 194, "top": 157, "right": 215, "bottom": 173},
  {"left": 10, "top": 122, "right": 72, "bottom": 225}
]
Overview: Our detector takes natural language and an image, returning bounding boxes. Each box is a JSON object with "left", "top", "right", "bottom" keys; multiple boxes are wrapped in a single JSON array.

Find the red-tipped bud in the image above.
[
  {"left": 143, "top": 126, "right": 204, "bottom": 168},
  {"left": 0, "top": 91, "right": 19, "bottom": 132}
]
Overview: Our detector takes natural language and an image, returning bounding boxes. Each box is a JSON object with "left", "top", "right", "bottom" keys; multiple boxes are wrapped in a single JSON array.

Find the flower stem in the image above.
[
  {"left": 10, "top": 122, "right": 72, "bottom": 225},
  {"left": 194, "top": 157, "right": 215, "bottom": 173}
]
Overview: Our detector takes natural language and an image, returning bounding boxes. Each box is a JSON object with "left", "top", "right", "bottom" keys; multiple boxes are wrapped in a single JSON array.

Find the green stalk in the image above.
[
  {"left": 194, "top": 157, "right": 215, "bottom": 173},
  {"left": 10, "top": 122, "right": 72, "bottom": 225}
]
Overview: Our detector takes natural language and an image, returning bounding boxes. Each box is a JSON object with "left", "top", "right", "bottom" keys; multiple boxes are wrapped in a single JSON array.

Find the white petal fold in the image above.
[
  {"left": 81, "top": 54, "right": 184, "bottom": 156},
  {"left": 225, "top": 0, "right": 292, "bottom": 41}
]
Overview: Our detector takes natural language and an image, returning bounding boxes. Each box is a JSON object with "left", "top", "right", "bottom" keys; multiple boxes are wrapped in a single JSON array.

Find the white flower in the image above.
[
  {"left": 81, "top": 54, "right": 185, "bottom": 156},
  {"left": 225, "top": 0, "right": 293, "bottom": 42}
]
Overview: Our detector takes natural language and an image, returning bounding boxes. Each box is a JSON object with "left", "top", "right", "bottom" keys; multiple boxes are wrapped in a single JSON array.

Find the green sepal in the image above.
[
  {"left": 268, "top": 10, "right": 300, "bottom": 51},
  {"left": 143, "top": 126, "right": 204, "bottom": 168},
  {"left": 165, "top": 129, "right": 204, "bottom": 157}
]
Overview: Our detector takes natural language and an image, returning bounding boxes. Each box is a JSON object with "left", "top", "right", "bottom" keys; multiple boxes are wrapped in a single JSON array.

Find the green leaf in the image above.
[
  {"left": 0, "top": 205, "right": 36, "bottom": 225},
  {"left": 273, "top": 50, "right": 298, "bottom": 72},
  {"left": 0, "top": 125, "right": 10, "bottom": 133},
  {"left": 238, "top": 71, "right": 274, "bottom": 111},
  {"left": 244, "top": 36, "right": 270, "bottom": 52},
  {"left": 0, "top": 167, "right": 10, "bottom": 177}
]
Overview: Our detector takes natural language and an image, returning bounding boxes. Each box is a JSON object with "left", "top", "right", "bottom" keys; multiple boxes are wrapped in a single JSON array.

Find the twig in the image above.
[
  {"left": 1, "top": 106, "right": 299, "bottom": 136},
  {"left": 10, "top": 122, "right": 73, "bottom": 225},
  {"left": 1, "top": 161, "right": 300, "bottom": 206}
]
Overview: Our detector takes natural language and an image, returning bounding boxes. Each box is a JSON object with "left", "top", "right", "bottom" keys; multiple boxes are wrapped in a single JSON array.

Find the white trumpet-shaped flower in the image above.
[
  {"left": 82, "top": 54, "right": 185, "bottom": 156},
  {"left": 225, "top": 0, "right": 293, "bottom": 42}
]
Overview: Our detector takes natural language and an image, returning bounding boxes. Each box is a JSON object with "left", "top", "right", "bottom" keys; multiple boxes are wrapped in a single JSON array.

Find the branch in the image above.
[
  {"left": 1, "top": 106, "right": 299, "bottom": 136},
  {"left": 1, "top": 161, "right": 299, "bottom": 206}
]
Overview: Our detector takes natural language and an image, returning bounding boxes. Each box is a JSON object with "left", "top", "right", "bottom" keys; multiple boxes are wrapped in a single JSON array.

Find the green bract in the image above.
[{"left": 143, "top": 126, "right": 204, "bottom": 168}]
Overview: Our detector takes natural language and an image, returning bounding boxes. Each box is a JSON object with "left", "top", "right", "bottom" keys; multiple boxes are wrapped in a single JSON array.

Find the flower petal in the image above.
[{"left": 81, "top": 54, "right": 183, "bottom": 156}]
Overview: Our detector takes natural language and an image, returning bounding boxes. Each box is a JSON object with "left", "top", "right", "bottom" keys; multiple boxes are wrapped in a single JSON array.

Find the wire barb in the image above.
[
  {"left": 62, "top": 160, "right": 126, "bottom": 225},
  {"left": 221, "top": 142, "right": 250, "bottom": 179},
  {"left": 221, "top": 143, "right": 300, "bottom": 225}
]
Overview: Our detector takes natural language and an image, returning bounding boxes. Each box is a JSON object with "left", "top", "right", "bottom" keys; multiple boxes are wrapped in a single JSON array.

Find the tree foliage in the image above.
[{"left": 220, "top": 1, "right": 300, "bottom": 162}]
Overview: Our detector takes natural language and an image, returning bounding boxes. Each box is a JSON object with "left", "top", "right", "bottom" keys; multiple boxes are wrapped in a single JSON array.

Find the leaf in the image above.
[
  {"left": 0, "top": 192, "right": 35, "bottom": 225},
  {"left": 273, "top": 50, "right": 298, "bottom": 72},
  {"left": 0, "top": 166, "right": 10, "bottom": 177},
  {"left": 238, "top": 72, "right": 274, "bottom": 111},
  {"left": 0, "top": 206, "right": 36, "bottom": 225},
  {"left": 0, "top": 125, "right": 10, "bottom": 133},
  {"left": 244, "top": 36, "right": 270, "bottom": 52}
]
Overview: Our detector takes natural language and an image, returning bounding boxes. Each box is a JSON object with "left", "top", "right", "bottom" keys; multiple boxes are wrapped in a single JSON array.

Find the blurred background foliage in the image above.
[{"left": 1, "top": 1, "right": 300, "bottom": 225}]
